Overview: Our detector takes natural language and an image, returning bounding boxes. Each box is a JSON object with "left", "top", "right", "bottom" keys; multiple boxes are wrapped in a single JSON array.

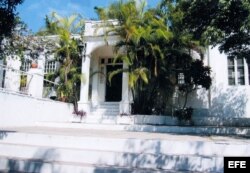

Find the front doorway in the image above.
[{"left": 105, "top": 65, "right": 123, "bottom": 102}]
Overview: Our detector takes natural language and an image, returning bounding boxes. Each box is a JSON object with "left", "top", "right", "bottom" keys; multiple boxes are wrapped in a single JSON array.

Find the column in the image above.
[
  {"left": 37, "top": 50, "right": 46, "bottom": 71},
  {"left": 78, "top": 43, "right": 91, "bottom": 114},
  {"left": 4, "top": 55, "right": 21, "bottom": 92},
  {"left": 91, "top": 56, "right": 99, "bottom": 104},
  {"left": 119, "top": 63, "right": 131, "bottom": 114},
  {"left": 27, "top": 68, "right": 44, "bottom": 98},
  {"left": 0, "top": 59, "right": 3, "bottom": 87}
]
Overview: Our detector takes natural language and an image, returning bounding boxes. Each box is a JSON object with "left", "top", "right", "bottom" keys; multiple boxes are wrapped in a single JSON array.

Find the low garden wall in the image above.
[
  {"left": 117, "top": 112, "right": 250, "bottom": 127},
  {"left": 1, "top": 89, "right": 250, "bottom": 127},
  {"left": 0, "top": 89, "right": 73, "bottom": 127}
]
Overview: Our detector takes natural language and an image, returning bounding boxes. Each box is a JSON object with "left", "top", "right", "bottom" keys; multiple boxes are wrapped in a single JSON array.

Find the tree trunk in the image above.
[{"left": 183, "top": 91, "right": 189, "bottom": 109}]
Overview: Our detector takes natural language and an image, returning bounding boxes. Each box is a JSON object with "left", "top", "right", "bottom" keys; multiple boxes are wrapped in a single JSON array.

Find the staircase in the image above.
[
  {"left": 82, "top": 102, "right": 120, "bottom": 124},
  {"left": 0, "top": 125, "right": 250, "bottom": 173},
  {"left": 91, "top": 102, "right": 120, "bottom": 116}
]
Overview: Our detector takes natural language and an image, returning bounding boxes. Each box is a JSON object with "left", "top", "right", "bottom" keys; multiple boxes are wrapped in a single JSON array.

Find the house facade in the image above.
[
  {"left": 79, "top": 21, "right": 250, "bottom": 118},
  {"left": 77, "top": 21, "right": 130, "bottom": 115},
  {"left": 1, "top": 20, "right": 250, "bottom": 124}
]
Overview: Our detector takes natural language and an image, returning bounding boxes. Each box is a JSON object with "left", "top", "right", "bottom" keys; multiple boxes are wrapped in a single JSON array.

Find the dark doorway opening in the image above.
[{"left": 105, "top": 65, "right": 123, "bottom": 102}]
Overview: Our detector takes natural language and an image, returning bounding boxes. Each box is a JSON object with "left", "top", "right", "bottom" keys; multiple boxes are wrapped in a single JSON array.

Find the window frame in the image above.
[{"left": 227, "top": 57, "right": 249, "bottom": 86}]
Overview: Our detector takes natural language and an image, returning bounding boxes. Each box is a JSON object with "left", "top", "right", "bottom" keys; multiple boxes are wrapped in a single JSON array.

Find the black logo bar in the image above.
[{"left": 224, "top": 157, "right": 250, "bottom": 173}]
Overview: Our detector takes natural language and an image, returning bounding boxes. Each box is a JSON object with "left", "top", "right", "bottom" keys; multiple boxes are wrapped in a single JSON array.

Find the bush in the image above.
[{"left": 174, "top": 107, "right": 193, "bottom": 121}]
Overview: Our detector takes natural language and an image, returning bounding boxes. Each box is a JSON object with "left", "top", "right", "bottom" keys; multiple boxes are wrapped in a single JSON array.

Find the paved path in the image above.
[{"left": 1, "top": 125, "right": 250, "bottom": 144}]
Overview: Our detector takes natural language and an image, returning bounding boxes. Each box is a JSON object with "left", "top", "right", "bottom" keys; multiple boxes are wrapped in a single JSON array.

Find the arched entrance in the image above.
[
  {"left": 78, "top": 32, "right": 131, "bottom": 115},
  {"left": 90, "top": 45, "right": 123, "bottom": 103},
  {"left": 103, "top": 59, "right": 122, "bottom": 101}
]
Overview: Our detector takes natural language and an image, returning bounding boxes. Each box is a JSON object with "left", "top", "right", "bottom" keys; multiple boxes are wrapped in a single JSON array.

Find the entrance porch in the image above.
[{"left": 78, "top": 38, "right": 130, "bottom": 117}]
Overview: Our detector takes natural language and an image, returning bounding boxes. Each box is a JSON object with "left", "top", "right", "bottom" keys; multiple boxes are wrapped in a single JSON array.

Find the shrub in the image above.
[{"left": 174, "top": 107, "right": 193, "bottom": 121}]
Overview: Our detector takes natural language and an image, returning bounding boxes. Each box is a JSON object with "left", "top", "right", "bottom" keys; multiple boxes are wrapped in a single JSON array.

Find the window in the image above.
[
  {"left": 100, "top": 58, "right": 105, "bottom": 64},
  {"left": 228, "top": 57, "right": 235, "bottom": 85},
  {"left": 248, "top": 60, "right": 250, "bottom": 85},
  {"left": 99, "top": 57, "right": 123, "bottom": 65},
  {"left": 227, "top": 57, "right": 248, "bottom": 85},
  {"left": 237, "top": 58, "right": 245, "bottom": 85},
  {"left": 21, "top": 60, "right": 31, "bottom": 72},
  {"left": 45, "top": 61, "right": 58, "bottom": 74},
  {"left": 108, "top": 58, "right": 112, "bottom": 64},
  {"left": 178, "top": 72, "right": 185, "bottom": 84}
]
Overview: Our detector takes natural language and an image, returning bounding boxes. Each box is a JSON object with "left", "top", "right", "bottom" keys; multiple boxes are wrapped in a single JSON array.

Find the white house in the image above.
[{"left": 1, "top": 20, "right": 250, "bottom": 126}]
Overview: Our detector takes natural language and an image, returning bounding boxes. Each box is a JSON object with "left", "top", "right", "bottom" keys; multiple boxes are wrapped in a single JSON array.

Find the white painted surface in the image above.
[
  {"left": 0, "top": 142, "right": 223, "bottom": 172},
  {"left": 90, "top": 54, "right": 99, "bottom": 102},
  {"left": 90, "top": 45, "right": 116, "bottom": 102},
  {"left": 27, "top": 68, "right": 44, "bottom": 98},
  {"left": 120, "top": 63, "right": 130, "bottom": 114},
  {"left": 0, "top": 60, "right": 3, "bottom": 87},
  {"left": 1, "top": 126, "right": 250, "bottom": 173},
  {"left": 79, "top": 56, "right": 90, "bottom": 103},
  {"left": 4, "top": 56, "right": 21, "bottom": 92},
  {"left": 37, "top": 51, "right": 46, "bottom": 70},
  {"left": 2, "top": 20, "right": 250, "bottom": 120},
  {"left": 79, "top": 26, "right": 131, "bottom": 114},
  {"left": 0, "top": 90, "right": 73, "bottom": 127},
  {"left": 209, "top": 47, "right": 250, "bottom": 118},
  {"left": 1, "top": 130, "right": 250, "bottom": 158}
]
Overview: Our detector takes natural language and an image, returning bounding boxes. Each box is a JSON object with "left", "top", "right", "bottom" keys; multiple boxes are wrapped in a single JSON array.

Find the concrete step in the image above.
[
  {"left": 89, "top": 111, "right": 119, "bottom": 116},
  {"left": 90, "top": 102, "right": 120, "bottom": 118},
  {"left": 0, "top": 157, "right": 201, "bottom": 173},
  {"left": 91, "top": 102, "right": 120, "bottom": 109},
  {"left": 82, "top": 115, "right": 118, "bottom": 124},
  {"left": 0, "top": 129, "right": 249, "bottom": 157},
  {"left": 91, "top": 109, "right": 119, "bottom": 113},
  {"left": 91, "top": 105, "right": 120, "bottom": 108},
  {"left": 1, "top": 125, "right": 249, "bottom": 173},
  {"left": 36, "top": 121, "right": 250, "bottom": 137},
  {"left": 0, "top": 142, "right": 222, "bottom": 173}
]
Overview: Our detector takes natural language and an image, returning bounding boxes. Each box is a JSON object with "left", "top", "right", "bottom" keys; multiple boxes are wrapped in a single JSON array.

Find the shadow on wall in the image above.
[
  {"left": 176, "top": 89, "right": 208, "bottom": 110},
  {"left": 5, "top": 149, "right": 59, "bottom": 173},
  {"left": 210, "top": 85, "right": 248, "bottom": 117},
  {"left": 186, "top": 89, "right": 208, "bottom": 109},
  {"left": 0, "top": 131, "right": 8, "bottom": 140},
  {"left": 93, "top": 138, "right": 224, "bottom": 173},
  {"left": 0, "top": 130, "right": 17, "bottom": 140}
]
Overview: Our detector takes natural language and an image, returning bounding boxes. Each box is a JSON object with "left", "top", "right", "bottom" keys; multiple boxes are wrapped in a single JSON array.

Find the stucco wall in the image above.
[
  {"left": 0, "top": 90, "right": 73, "bottom": 127},
  {"left": 209, "top": 47, "right": 250, "bottom": 118},
  {"left": 0, "top": 60, "right": 3, "bottom": 87},
  {"left": 176, "top": 46, "right": 250, "bottom": 118}
]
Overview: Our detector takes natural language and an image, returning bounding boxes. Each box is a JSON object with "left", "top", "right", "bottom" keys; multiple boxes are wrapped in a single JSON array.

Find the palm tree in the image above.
[
  {"left": 157, "top": 0, "right": 212, "bottom": 113},
  {"left": 97, "top": 0, "right": 211, "bottom": 115},
  {"left": 39, "top": 12, "right": 85, "bottom": 113},
  {"left": 96, "top": 0, "right": 174, "bottom": 114}
]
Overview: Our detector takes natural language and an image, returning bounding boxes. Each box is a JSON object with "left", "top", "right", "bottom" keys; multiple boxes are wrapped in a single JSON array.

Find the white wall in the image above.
[
  {"left": 91, "top": 45, "right": 116, "bottom": 103},
  {"left": 0, "top": 59, "right": 3, "bottom": 87},
  {"left": 175, "top": 50, "right": 210, "bottom": 113},
  {"left": 209, "top": 47, "right": 250, "bottom": 118},
  {"left": 0, "top": 90, "right": 74, "bottom": 127},
  {"left": 4, "top": 56, "right": 21, "bottom": 92},
  {"left": 176, "top": 46, "right": 250, "bottom": 118}
]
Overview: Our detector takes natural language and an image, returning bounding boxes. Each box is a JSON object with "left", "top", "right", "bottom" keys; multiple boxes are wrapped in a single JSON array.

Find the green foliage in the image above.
[
  {"left": 178, "top": 60, "right": 212, "bottom": 109},
  {"left": 0, "top": 0, "right": 23, "bottom": 41},
  {"left": 41, "top": 12, "right": 85, "bottom": 112},
  {"left": 96, "top": 0, "right": 177, "bottom": 114},
  {"left": 0, "top": 20, "right": 58, "bottom": 67},
  {"left": 97, "top": 0, "right": 212, "bottom": 115},
  {"left": 20, "top": 74, "right": 27, "bottom": 88},
  {"left": 174, "top": 107, "right": 193, "bottom": 122},
  {"left": 179, "top": 0, "right": 250, "bottom": 59},
  {"left": 37, "top": 12, "right": 84, "bottom": 36}
]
